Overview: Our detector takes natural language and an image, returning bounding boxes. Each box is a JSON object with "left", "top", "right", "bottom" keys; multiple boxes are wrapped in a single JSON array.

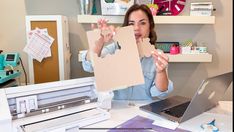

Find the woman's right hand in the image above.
[{"left": 91, "top": 19, "right": 116, "bottom": 56}]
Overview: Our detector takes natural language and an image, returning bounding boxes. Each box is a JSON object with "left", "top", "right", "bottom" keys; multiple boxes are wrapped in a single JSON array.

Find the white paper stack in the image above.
[{"left": 24, "top": 27, "right": 54, "bottom": 62}]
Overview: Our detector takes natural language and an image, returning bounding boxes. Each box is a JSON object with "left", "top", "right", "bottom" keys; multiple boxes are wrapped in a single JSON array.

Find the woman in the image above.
[{"left": 81, "top": 4, "right": 173, "bottom": 100}]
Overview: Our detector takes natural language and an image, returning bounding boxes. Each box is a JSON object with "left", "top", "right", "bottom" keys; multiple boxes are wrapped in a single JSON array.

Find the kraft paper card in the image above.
[
  {"left": 137, "top": 38, "right": 156, "bottom": 58},
  {"left": 86, "top": 26, "right": 144, "bottom": 91}
]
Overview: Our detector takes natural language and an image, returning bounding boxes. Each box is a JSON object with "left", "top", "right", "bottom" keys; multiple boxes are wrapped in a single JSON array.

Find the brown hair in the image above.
[{"left": 122, "top": 4, "right": 157, "bottom": 45}]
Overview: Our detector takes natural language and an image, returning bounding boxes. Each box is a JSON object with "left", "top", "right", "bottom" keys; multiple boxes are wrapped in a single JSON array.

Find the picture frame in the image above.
[{"left": 155, "top": 42, "right": 179, "bottom": 53}]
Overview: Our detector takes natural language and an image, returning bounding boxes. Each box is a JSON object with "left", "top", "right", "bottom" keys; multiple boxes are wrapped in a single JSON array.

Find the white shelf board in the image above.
[
  {"left": 77, "top": 15, "right": 215, "bottom": 24},
  {"left": 78, "top": 51, "right": 212, "bottom": 62},
  {"left": 167, "top": 53, "right": 212, "bottom": 62}
]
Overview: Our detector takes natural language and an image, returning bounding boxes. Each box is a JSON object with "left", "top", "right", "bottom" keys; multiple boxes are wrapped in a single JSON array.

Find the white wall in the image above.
[
  {"left": 0, "top": 0, "right": 28, "bottom": 84},
  {"left": 0, "top": 0, "right": 232, "bottom": 100}
]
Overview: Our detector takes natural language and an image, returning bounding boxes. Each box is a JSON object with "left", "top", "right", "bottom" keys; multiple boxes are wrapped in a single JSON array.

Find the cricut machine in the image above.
[
  {"left": 0, "top": 50, "right": 21, "bottom": 88},
  {"left": 0, "top": 77, "right": 110, "bottom": 132}
]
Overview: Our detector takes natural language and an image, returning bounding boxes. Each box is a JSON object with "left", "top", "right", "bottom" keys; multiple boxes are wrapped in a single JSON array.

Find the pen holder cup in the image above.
[{"left": 79, "top": 0, "right": 93, "bottom": 15}]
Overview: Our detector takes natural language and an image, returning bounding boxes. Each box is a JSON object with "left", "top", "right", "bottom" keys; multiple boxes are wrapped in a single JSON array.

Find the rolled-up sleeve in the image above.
[
  {"left": 81, "top": 51, "right": 94, "bottom": 72},
  {"left": 150, "top": 79, "right": 173, "bottom": 99}
]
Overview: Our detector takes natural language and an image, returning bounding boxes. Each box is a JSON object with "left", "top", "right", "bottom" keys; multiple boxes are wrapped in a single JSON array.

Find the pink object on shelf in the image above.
[
  {"left": 170, "top": 44, "right": 180, "bottom": 54},
  {"left": 150, "top": 7, "right": 157, "bottom": 16},
  {"left": 147, "top": 4, "right": 158, "bottom": 16}
]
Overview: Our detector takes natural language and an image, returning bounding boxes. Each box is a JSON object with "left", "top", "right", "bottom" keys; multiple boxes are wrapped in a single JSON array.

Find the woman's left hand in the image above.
[{"left": 152, "top": 50, "right": 169, "bottom": 73}]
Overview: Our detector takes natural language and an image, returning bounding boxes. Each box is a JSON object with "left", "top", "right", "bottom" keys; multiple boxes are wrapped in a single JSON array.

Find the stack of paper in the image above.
[
  {"left": 109, "top": 115, "right": 189, "bottom": 132},
  {"left": 24, "top": 28, "right": 54, "bottom": 62}
]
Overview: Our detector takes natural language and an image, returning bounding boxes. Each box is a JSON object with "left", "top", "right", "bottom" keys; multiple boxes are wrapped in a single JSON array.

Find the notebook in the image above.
[{"left": 140, "top": 72, "right": 233, "bottom": 123}]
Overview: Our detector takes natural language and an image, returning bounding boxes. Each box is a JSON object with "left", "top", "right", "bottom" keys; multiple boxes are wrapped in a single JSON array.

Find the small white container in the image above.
[
  {"left": 181, "top": 46, "right": 191, "bottom": 54},
  {"left": 199, "top": 47, "right": 207, "bottom": 53}
]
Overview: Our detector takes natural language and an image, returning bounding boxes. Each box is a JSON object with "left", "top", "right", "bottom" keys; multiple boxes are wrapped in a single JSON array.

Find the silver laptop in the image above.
[{"left": 140, "top": 72, "right": 233, "bottom": 123}]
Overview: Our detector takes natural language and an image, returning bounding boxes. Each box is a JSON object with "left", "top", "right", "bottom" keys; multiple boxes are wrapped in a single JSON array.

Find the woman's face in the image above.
[{"left": 128, "top": 10, "right": 150, "bottom": 44}]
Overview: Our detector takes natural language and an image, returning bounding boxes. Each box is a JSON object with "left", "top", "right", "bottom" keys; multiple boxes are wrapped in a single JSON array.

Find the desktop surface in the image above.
[{"left": 82, "top": 100, "right": 232, "bottom": 132}]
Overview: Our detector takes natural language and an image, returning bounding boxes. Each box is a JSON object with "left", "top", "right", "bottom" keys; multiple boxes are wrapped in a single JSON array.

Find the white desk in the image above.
[{"left": 83, "top": 100, "right": 232, "bottom": 132}]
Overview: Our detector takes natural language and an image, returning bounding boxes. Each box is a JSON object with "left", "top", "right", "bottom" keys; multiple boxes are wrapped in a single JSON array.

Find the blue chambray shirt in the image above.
[{"left": 81, "top": 43, "right": 173, "bottom": 100}]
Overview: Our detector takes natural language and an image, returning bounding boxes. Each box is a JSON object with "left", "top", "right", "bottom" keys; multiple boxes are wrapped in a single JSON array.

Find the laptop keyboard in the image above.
[{"left": 161, "top": 101, "right": 190, "bottom": 118}]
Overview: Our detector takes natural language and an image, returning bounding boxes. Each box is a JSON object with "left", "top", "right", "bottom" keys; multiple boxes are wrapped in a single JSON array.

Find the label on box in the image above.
[{"left": 101, "top": 0, "right": 134, "bottom": 15}]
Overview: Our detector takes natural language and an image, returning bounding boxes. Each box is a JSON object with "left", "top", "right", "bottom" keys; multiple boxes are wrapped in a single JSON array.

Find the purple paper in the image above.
[{"left": 108, "top": 115, "right": 190, "bottom": 132}]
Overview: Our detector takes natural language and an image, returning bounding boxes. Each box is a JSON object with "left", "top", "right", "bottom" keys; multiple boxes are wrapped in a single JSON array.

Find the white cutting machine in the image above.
[{"left": 0, "top": 77, "right": 110, "bottom": 132}]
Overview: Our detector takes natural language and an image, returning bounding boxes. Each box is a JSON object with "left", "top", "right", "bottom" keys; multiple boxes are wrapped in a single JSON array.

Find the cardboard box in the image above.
[
  {"left": 101, "top": 0, "right": 134, "bottom": 15},
  {"left": 190, "top": 2, "right": 213, "bottom": 16}
]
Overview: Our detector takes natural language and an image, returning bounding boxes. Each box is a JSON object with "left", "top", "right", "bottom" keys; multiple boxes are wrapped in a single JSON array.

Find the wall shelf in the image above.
[
  {"left": 78, "top": 51, "right": 212, "bottom": 63},
  {"left": 77, "top": 15, "right": 214, "bottom": 63},
  {"left": 77, "top": 15, "right": 215, "bottom": 24},
  {"left": 167, "top": 53, "right": 212, "bottom": 62}
]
